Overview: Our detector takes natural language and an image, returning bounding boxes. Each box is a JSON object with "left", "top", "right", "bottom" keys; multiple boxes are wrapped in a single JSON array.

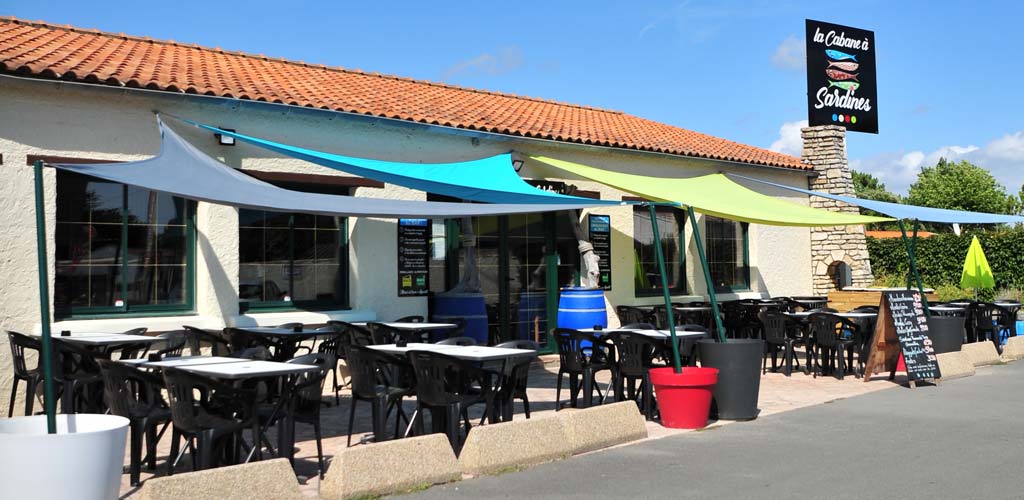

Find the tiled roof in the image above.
[{"left": 0, "top": 17, "right": 808, "bottom": 170}]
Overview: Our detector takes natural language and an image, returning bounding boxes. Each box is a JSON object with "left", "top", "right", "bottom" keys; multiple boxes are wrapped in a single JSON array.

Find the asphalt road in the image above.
[{"left": 407, "top": 362, "right": 1024, "bottom": 500}]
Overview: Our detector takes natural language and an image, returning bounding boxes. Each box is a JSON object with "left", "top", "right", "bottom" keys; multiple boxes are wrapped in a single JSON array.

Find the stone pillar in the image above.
[{"left": 802, "top": 125, "right": 873, "bottom": 295}]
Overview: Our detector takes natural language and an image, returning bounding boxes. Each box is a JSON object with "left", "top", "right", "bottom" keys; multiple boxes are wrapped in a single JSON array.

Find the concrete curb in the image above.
[
  {"left": 458, "top": 414, "right": 571, "bottom": 476},
  {"left": 962, "top": 341, "right": 1001, "bottom": 366},
  {"left": 140, "top": 458, "right": 302, "bottom": 500},
  {"left": 320, "top": 433, "right": 460, "bottom": 499},
  {"left": 937, "top": 351, "right": 975, "bottom": 380},
  {"left": 559, "top": 401, "right": 648, "bottom": 455},
  {"left": 1000, "top": 336, "right": 1024, "bottom": 362}
]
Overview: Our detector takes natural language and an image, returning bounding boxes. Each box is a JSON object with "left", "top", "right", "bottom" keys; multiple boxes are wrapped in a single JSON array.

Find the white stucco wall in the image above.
[{"left": 0, "top": 75, "right": 815, "bottom": 414}]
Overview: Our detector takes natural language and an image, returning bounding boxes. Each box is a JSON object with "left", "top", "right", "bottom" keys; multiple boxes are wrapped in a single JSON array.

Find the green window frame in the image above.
[
  {"left": 633, "top": 206, "right": 687, "bottom": 297},
  {"left": 54, "top": 171, "right": 196, "bottom": 319},
  {"left": 705, "top": 215, "right": 750, "bottom": 293},
  {"left": 238, "top": 182, "right": 350, "bottom": 313}
]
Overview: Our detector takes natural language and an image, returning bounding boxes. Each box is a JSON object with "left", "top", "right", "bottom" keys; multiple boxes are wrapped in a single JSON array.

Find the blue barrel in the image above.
[
  {"left": 557, "top": 287, "right": 608, "bottom": 330},
  {"left": 431, "top": 292, "right": 489, "bottom": 344},
  {"left": 517, "top": 291, "right": 548, "bottom": 341}
]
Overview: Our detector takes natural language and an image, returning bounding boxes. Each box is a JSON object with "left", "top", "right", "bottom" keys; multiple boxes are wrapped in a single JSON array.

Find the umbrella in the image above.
[{"left": 960, "top": 236, "right": 995, "bottom": 290}]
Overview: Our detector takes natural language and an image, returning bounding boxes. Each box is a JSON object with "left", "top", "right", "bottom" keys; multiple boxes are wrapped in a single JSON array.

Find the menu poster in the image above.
[
  {"left": 805, "top": 19, "right": 878, "bottom": 134},
  {"left": 588, "top": 214, "right": 612, "bottom": 290},
  {"left": 884, "top": 290, "right": 941, "bottom": 382},
  {"left": 397, "top": 219, "right": 429, "bottom": 297}
]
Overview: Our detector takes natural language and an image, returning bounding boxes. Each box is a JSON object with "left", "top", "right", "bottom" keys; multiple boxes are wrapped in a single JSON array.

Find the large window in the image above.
[
  {"left": 55, "top": 171, "right": 195, "bottom": 317},
  {"left": 706, "top": 215, "right": 750, "bottom": 292},
  {"left": 633, "top": 206, "right": 686, "bottom": 296},
  {"left": 238, "top": 183, "right": 349, "bottom": 311}
]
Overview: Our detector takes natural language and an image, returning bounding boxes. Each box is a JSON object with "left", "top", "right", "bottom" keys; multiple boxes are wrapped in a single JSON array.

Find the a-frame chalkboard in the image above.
[{"left": 862, "top": 290, "right": 941, "bottom": 387}]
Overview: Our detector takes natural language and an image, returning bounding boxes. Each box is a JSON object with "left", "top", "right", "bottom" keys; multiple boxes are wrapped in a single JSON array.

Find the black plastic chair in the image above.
[
  {"left": 331, "top": 321, "right": 374, "bottom": 347},
  {"left": 494, "top": 340, "right": 539, "bottom": 420},
  {"left": 607, "top": 331, "right": 663, "bottom": 420},
  {"left": 345, "top": 345, "right": 413, "bottom": 446},
  {"left": 6, "top": 331, "right": 42, "bottom": 417},
  {"left": 225, "top": 328, "right": 288, "bottom": 360},
  {"left": 182, "top": 326, "right": 231, "bottom": 356},
  {"left": 615, "top": 306, "right": 653, "bottom": 326},
  {"left": 143, "top": 331, "right": 188, "bottom": 359},
  {"left": 762, "top": 312, "right": 805, "bottom": 376},
  {"left": 317, "top": 324, "right": 350, "bottom": 404},
  {"left": 553, "top": 328, "right": 614, "bottom": 409},
  {"left": 406, "top": 350, "right": 492, "bottom": 451},
  {"left": 808, "top": 313, "right": 859, "bottom": 380},
  {"left": 98, "top": 360, "right": 174, "bottom": 485},
  {"left": 162, "top": 368, "right": 260, "bottom": 471},
  {"left": 367, "top": 322, "right": 428, "bottom": 345},
  {"left": 53, "top": 339, "right": 106, "bottom": 414},
  {"left": 437, "top": 336, "right": 476, "bottom": 346},
  {"left": 108, "top": 327, "right": 151, "bottom": 360},
  {"left": 274, "top": 353, "right": 333, "bottom": 478},
  {"left": 394, "top": 315, "right": 425, "bottom": 323},
  {"left": 973, "top": 303, "right": 1010, "bottom": 352}
]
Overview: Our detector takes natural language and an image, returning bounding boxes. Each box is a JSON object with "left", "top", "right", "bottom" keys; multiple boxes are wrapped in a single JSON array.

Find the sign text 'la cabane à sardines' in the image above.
[{"left": 805, "top": 19, "right": 878, "bottom": 134}]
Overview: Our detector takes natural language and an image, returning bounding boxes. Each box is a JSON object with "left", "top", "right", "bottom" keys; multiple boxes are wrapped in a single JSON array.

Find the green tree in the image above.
[
  {"left": 907, "top": 158, "right": 1020, "bottom": 216},
  {"left": 851, "top": 170, "right": 901, "bottom": 229}
]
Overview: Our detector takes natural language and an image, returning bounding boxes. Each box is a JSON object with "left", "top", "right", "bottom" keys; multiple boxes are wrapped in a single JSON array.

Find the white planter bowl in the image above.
[{"left": 0, "top": 414, "right": 129, "bottom": 500}]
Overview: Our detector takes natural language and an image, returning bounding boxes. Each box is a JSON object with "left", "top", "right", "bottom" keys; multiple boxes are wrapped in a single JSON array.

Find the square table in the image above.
[
  {"left": 51, "top": 334, "right": 160, "bottom": 346},
  {"left": 353, "top": 322, "right": 457, "bottom": 330},
  {"left": 120, "top": 355, "right": 247, "bottom": 368}
]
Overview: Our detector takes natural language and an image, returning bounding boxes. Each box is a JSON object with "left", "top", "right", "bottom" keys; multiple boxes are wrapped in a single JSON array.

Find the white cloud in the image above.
[
  {"left": 441, "top": 46, "right": 523, "bottom": 81},
  {"left": 768, "top": 120, "right": 808, "bottom": 156},
  {"left": 771, "top": 35, "right": 805, "bottom": 71}
]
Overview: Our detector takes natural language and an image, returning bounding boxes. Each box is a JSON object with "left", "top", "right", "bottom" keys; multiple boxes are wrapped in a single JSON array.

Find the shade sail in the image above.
[
  {"left": 49, "top": 119, "right": 617, "bottom": 218},
  {"left": 730, "top": 174, "right": 1024, "bottom": 225},
  {"left": 530, "top": 156, "right": 891, "bottom": 227},
  {"left": 173, "top": 116, "right": 620, "bottom": 206}
]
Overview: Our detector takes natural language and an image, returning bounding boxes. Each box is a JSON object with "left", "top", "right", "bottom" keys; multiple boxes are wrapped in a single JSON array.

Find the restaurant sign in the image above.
[
  {"left": 805, "top": 19, "right": 878, "bottom": 134},
  {"left": 397, "top": 218, "right": 429, "bottom": 297}
]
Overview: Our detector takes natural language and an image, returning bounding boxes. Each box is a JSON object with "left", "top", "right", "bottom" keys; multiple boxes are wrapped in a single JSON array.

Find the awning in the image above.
[
  {"left": 530, "top": 156, "right": 891, "bottom": 227},
  {"left": 48, "top": 118, "right": 617, "bottom": 218},
  {"left": 172, "top": 116, "right": 621, "bottom": 206},
  {"left": 729, "top": 174, "right": 1024, "bottom": 224}
]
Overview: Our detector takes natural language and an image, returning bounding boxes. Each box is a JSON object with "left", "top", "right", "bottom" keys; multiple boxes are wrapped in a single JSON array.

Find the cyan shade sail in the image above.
[
  {"left": 174, "top": 116, "right": 621, "bottom": 206},
  {"left": 730, "top": 174, "right": 1024, "bottom": 225},
  {"left": 530, "top": 156, "right": 891, "bottom": 227},
  {"left": 49, "top": 118, "right": 617, "bottom": 218}
]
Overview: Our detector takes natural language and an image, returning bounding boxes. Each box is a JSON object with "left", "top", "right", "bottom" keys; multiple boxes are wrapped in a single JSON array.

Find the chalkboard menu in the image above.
[
  {"left": 397, "top": 219, "right": 429, "bottom": 297},
  {"left": 588, "top": 214, "right": 612, "bottom": 290},
  {"left": 884, "top": 290, "right": 940, "bottom": 381}
]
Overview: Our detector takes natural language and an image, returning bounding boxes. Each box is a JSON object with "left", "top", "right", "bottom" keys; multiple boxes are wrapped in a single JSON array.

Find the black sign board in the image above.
[
  {"left": 883, "top": 290, "right": 940, "bottom": 382},
  {"left": 397, "top": 219, "right": 429, "bottom": 297},
  {"left": 588, "top": 214, "right": 612, "bottom": 290},
  {"left": 805, "top": 19, "right": 878, "bottom": 134}
]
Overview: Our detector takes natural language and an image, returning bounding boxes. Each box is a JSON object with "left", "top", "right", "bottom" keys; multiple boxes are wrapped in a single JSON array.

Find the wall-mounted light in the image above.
[
  {"left": 215, "top": 128, "right": 236, "bottom": 146},
  {"left": 512, "top": 159, "right": 525, "bottom": 172}
]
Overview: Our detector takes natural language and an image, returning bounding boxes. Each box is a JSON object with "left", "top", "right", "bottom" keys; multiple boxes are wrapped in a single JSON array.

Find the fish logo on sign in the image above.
[
  {"left": 829, "top": 81, "right": 860, "bottom": 92},
  {"left": 825, "top": 49, "right": 857, "bottom": 61},
  {"left": 825, "top": 69, "right": 858, "bottom": 81},
  {"left": 827, "top": 60, "right": 859, "bottom": 71}
]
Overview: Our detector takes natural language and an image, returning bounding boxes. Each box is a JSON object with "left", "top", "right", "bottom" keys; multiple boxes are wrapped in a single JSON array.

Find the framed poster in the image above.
[
  {"left": 588, "top": 214, "right": 612, "bottom": 290},
  {"left": 397, "top": 218, "right": 429, "bottom": 297}
]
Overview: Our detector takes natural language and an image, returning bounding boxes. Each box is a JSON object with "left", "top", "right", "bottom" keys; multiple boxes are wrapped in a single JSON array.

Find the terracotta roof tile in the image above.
[{"left": 0, "top": 17, "right": 808, "bottom": 170}]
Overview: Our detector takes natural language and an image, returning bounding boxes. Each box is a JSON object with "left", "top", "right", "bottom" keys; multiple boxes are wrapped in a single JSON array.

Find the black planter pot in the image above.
[
  {"left": 698, "top": 339, "right": 764, "bottom": 420},
  {"left": 927, "top": 316, "right": 966, "bottom": 354}
]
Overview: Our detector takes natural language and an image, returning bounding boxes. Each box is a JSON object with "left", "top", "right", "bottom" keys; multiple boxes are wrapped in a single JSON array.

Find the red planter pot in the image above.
[{"left": 649, "top": 366, "right": 719, "bottom": 429}]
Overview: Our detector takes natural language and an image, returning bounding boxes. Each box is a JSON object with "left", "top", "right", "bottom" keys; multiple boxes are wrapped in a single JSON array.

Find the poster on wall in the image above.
[
  {"left": 588, "top": 214, "right": 612, "bottom": 290},
  {"left": 805, "top": 19, "right": 878, "bottom": 134},
  {"left": 397, "top": 218, "right": 429, "bottom": 297}
]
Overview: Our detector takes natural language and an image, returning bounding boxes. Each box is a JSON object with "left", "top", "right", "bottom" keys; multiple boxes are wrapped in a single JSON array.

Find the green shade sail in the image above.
[
  {"left": 530, "top": 156, "right": 892, "bottom": 227},
  {"left": 961, "top": 236, "right": 995, "bottom": 290}
]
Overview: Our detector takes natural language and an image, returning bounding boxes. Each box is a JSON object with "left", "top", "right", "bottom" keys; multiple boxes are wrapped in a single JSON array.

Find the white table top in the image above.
[
  {"left": 788, "top": 311, "right": 878, "bottom": 319},
  {"left": 367, "top": 343, "right": 460, "bottom": 355},
  {"left": 930, "top": 306, "right": 967, "bottom": 312},
  {"left": 671, "top": 306, "right": 711, "bottom": 311},
  {"left": 121, "top": 355, "right": 248, "bottom": 368},
  {"left": 52, "top": 334, "right": 160, "bottom": 345},
  {"left": 578, "top": 328, "right": 709, "bottom": 339},
  {"left": 353, "top": 322, "right": 457, "bottom": 330},
  {"left": 368, "top": 343, "right": 535, "bottom": 361},
  {"left": 179, "top": 360, "right": 318, "bottom": 379},
  {"left": 228, "top": 327, "right": 332, "bottom": 336},
  {"left": 995, "top": 302, "right": 1022, "bottom": 308}
]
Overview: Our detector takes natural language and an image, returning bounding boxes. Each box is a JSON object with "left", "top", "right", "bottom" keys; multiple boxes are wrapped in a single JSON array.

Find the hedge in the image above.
[{"left": 866, "top": 229, "right": 1024, "bottom": 290}]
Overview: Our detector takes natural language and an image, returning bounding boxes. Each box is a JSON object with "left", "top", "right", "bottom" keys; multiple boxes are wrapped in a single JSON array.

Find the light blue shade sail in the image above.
[
  {"left": 176, "top": 116, "right": 621, "bottom": 206},
  {"left": 48, "top": 118, "right": 617, "bottom": 219},
  {"left": 730, "top": 174, "right": 1024, "bottom": 225}
]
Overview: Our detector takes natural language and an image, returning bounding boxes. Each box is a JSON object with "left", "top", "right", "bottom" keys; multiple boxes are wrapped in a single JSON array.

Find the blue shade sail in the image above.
[
  {"left": 48, "top": 118, "right": 618, "bottom": 219},
  {"left": 177, "top": 117, "right": 621, "bottom": 206},
  {"left": 730, "top": 174, "right": 1024, "bottom": 225}
]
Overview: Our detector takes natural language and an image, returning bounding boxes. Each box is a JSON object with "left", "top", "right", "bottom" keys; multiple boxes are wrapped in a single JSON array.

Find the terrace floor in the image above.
[{"left": 118, "top": 354, "right": 906, "bottom": 499}]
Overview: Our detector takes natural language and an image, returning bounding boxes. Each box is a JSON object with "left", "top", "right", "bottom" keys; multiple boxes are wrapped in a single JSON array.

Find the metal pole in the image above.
[
  {"left": 687, "top": 207, "right": 727, "bottom": 342},
  {"left": 33, "top": 160, "right": 57, "bottom": 433},
  {"left": 648, "top": 205, "right": 682, "bottom": 373},
  {"left": 898, "top": 220, "right": 930, "bottom": 317}
]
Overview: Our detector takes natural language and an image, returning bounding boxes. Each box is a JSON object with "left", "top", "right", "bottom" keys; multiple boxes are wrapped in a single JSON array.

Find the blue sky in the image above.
[{"left": 6, "top": 0, "right": 1022, "bottom": 194}]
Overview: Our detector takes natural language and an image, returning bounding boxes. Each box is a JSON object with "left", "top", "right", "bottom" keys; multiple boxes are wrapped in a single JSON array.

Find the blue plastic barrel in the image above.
[
  {"left": 431, "top": 292, "right": 489, "bottom": 344},
  {"left": 557, "top": 287, "right": 608, "bottom": 330},
  {"left": 517, "top": 291, "right": 548, "bottom": 341}
]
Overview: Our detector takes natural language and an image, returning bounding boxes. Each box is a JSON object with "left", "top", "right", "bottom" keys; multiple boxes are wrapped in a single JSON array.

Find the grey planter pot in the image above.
[
  {"left": 927, "top": 316, "right": 966, "bottom": 354},
  {"left": 698, "top": 339, "right": 764, "bottom": 420}
]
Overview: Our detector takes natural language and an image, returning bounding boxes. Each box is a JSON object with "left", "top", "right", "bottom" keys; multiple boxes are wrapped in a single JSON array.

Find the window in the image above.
[
  {"left": 633, "top": 206, "right": 686, "bottom": 296},
  {"left": 54, "top": 171, "right": 195, "bottom": 317},
  {"left": 706, "top": 215, "right": 750, "bottom": 292},
  {"left": 238, "top": 183, "right": 349, "bottom": 311}
]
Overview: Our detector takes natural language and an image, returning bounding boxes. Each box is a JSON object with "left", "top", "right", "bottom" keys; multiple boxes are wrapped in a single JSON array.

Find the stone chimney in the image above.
[{"left": 801, "top": 125, "right": 874, "bottom": 295}]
